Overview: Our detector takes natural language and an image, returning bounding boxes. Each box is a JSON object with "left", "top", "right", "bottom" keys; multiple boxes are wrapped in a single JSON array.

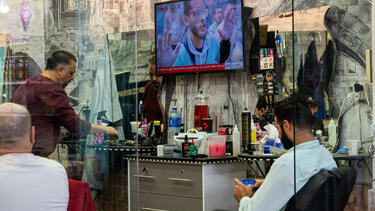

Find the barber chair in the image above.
[{"left": 285, "top": 166, "right": 357, "bottom": 211}]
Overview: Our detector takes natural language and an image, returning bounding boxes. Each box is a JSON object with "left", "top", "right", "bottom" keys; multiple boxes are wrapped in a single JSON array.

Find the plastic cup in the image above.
[
  {"left": 157, "top": 145, "right": 164, "bottom": 157},
  {"left": 347, "top": 140, "right": 360, "bottom": 156},
  {"left": 208, "top": 135, "right": 226, "bottom": 157}
]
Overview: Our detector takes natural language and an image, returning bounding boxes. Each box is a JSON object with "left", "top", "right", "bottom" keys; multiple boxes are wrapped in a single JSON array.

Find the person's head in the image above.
[
  {"left": 0, "top": 103, "right": 35, "bottom": 154},
  {"left": 184, "top": 0, "right": 207, "bottom": 40},
  {"left": 224, "top": 0, "right": 236, "bottom": 19},
  {"left": 254, "top": 96, "right": 267, "bottom": 118},
  {"left": 45, "top": 50, "right": 77, "bottom": 88},
  {"left": 273, "top": 96, "right": 313, "bottom": 150},
  {"left": 305, "top": 96, "right": 318, "bottom": 115},
  {"left": 149, "top": 55, "right": 163, "bottom": 90},
  {"left": 213, "top": 6, "right": 223, "bottom": 25}
]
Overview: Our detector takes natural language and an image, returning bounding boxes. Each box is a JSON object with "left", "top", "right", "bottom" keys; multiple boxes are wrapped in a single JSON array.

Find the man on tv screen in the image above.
[{"left": 157, "top": 0, "right": 238, "bottom": 67}]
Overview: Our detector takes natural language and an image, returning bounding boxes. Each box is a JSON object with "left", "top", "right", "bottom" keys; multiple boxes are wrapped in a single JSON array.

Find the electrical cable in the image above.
[
  {"left": 338, "top": 96, "right": 349, "bottom": 121},
  {"left": 227, "top": 72, "right": 238, "bottom": 125}
]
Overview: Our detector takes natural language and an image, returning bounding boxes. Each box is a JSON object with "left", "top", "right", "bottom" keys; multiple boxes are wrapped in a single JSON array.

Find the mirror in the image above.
[{"left": 255, "top": 6, "right": 336, "bottom": 120}]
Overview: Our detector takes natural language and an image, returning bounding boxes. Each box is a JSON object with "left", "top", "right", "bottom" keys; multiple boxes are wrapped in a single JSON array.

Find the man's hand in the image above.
[
  {"left": 254, "top": 179, "right": 264, "bottom": 189},
  {"left": 105, "top": 126, "right": 120, "bottom": 139},
  {"left": 233, "top": 178, "right": 254, "bottom": 202},
  {"left": 157, "top": 32, "right": 181, "bottom": 67},
  {"left": 217, "top": 8, "right": 237, "bottom": 40}
]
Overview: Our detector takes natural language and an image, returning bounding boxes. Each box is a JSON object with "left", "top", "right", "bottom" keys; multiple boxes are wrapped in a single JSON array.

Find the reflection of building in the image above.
[{"left": 52, "top": 0, "right": 89, "bottom": 29}]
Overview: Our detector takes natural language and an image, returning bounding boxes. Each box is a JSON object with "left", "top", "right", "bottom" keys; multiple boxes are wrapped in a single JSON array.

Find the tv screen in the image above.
[{"left": 155, "top": 0, "right": 244, "bottom": 75}]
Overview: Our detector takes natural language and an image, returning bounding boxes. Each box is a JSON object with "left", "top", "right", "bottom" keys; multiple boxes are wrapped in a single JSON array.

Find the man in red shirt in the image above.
[
  {"left": 12, "top": 51, "right": 119, "bottom": 157},
  {"left": 142, "top": 55, "right": 165, "bottom": 123}
]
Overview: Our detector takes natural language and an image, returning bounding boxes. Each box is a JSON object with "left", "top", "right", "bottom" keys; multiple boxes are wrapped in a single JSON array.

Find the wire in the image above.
[
  {"left": 364, "top": 85, "right": 370, "bottom": 105},
  {"left": 338, "top": 96, "right": 349, "bottom": 121},
  {"left": 227, "top": 72, "right": 238, "bottom": 125}
]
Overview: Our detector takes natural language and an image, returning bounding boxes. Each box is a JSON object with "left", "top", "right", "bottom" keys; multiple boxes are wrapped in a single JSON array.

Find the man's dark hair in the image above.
[
  {"left": 45, "top": 50, "right": 77, "bottom": 70},
  {"left": 274, "top": 96, "right": 313, "bottom": 130},
  {"left": 149, "top": 55, "right": 156, "bottom": 66},
  {"left": 213, "top": 5, "right": 222, "bottom": 13},
  {"left": 184, "top": 0, "right": 193, "bottom": 16},
  {"left": 256, "top": 96, "right": 267, "bottom": 110}
]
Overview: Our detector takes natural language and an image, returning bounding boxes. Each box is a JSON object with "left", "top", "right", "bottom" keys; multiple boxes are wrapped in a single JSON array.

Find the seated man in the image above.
[
  {"left": 0, "top": 103, "right": 68, "bottom": 211},
  {"left": 233, "top": 96, "right": 337, "bottom": 211}
]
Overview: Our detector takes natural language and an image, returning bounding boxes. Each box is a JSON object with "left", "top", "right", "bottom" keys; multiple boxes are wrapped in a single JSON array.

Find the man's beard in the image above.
[
  {"left": 191, "top": 24, "right": 206, "bottom": 39},
  {"left": 280, "top": 127, "right": 294, "bottom": 150},
  {"left": 62, "top": 83, "right": 68, "bottom": 89},
  {"left": 151, "top": 80, "right": 161, "bottom": 91}
]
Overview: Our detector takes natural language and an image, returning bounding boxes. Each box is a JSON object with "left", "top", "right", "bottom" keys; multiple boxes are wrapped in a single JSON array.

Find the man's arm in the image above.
[
  {"left": 234, "top": 162, "right": 295, "bottom": 211},
  {"left": 90, "top": 124, "right": 119, "bottom": 139}
]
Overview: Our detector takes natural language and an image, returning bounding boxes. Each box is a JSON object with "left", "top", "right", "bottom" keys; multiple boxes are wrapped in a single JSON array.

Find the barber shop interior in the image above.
[{"left": 0, "top": 0, "right": 374, "bottom": 210}]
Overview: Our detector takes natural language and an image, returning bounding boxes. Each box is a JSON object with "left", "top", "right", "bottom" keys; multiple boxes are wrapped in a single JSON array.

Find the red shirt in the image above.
[
  {"left": 142, "top": 81, "right": 163, "bottom": 122},
  {"left": 11, "top": 75, "right": 91, "bottom": 156}
]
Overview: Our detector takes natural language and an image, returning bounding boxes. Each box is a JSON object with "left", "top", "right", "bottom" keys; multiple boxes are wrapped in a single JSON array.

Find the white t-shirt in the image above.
[{"left": 0, "top": 153, "right": 69, "bottom": 211}]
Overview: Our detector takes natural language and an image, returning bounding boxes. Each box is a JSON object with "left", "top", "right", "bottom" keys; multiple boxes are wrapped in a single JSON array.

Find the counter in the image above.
[{"left": 127, "top": 156, "right": 246, "bottom": 211}]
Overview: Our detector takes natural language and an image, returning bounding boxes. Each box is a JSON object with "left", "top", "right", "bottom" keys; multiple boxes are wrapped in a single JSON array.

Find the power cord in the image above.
[{"left": 227, "top": 72, "right": 238, "bottom": 125}]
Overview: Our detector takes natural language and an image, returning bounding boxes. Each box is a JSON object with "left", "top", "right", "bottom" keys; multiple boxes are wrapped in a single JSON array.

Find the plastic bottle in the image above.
[
  {"left": 189, "top": 138, "right": 197, "bottom": 156},
  {"left": 168, "top": 107, "right": 181, "bottom": 145},
  {"left": 251, "top": 117, "right": 256, "bottom": 144},
  {"left": 233, "top": 125, "right": 241, "bottom": 156},
  {"left": 328, "top": 119, "right": 336, "bottom": 147},
  {"left": 182, "top": 135, "right": 190, "bottom": 157}
]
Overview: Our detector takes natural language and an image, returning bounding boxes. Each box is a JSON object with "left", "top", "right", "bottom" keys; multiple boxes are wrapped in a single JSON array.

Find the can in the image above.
[
  {"left": 241, "top": 108, "right": 251, "bottom": 152},
  {"left": 202, "top": 117, "right": 213, "bottom": 133}
]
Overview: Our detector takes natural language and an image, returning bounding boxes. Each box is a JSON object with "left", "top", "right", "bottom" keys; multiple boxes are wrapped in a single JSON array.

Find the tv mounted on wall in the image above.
[{"left": 155, "top": 0, "right": 244, "bottom": 75}]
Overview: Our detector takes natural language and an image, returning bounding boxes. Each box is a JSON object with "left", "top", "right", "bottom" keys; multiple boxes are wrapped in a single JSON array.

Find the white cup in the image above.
[
  {"left": 157, "top": 145, "right": 164, "bottom": 157},
  {"left": 130, "top": 121, "right": 141, "bottom": 133},
  {"left": 347, "top": 140, "right": 360, "bottom": 156}
]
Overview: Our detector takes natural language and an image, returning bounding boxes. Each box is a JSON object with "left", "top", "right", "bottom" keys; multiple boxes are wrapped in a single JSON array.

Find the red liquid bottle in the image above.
[{"left": 194, "top": 91, "right": 208, "bottom": 130}]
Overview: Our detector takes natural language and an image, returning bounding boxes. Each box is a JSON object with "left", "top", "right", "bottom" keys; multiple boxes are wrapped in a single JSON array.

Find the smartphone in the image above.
[{"left": 240, "top": 179, "right": 256, "bottom": 186}]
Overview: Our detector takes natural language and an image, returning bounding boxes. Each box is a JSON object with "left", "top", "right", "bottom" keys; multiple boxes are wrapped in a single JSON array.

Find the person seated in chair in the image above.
[
  {"left": 0, "top": 103, "right": 69, "bottom": 211},
  {"left": 233, "top": 96, "right": 337, "bottom": 211}
]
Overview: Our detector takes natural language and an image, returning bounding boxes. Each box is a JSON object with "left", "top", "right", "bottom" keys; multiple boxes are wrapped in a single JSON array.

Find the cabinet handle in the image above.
[
  {"left": 168, "top": 177, "right": 192, "bottom": 183},
  {"left": 142, "top": 208, "right": 169, "bottom": 211},
  {"left": 133, "top": 175, "right": 155, "bottom": 179}
]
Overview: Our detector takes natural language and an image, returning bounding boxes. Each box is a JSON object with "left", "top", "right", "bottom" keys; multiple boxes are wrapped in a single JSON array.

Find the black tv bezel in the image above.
[{"left": 154, "top": 0, "right": 245, "bottom": 76}]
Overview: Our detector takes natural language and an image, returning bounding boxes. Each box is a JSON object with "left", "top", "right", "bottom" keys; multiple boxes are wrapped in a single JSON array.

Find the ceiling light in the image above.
[{"left": 0, "top": 1, "right": 9, "bottom": 14}]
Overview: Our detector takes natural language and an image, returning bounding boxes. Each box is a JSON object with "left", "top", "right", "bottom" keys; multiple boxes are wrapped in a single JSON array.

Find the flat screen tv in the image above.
[{"left": 155, "top": 0, "right": 244, "bottom": 75}]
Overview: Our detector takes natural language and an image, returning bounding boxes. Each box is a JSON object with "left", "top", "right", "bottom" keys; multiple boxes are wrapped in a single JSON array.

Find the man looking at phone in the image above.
[{"left": 233, "top": 96, "right": 336, "bottom": 210}]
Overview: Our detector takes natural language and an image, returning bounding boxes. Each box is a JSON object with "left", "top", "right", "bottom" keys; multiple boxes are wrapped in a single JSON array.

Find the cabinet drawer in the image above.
[
  {"left": 130, "top": 192, "right": 203, "bottom": 211},
  {"left": 165, "top": 195, "right": 203, "bottom": 211},
  {"left": 163, "top": 164, "right": 202, "bottom": 198},
  {"left": 129, "top": 161, "right": 164, "bottom": 194},
  {"left": 131, "top": 192, "right": 168, "bottom": 211}
]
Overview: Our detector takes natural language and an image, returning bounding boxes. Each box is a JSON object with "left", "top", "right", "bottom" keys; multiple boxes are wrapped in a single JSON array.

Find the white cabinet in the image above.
[{"left": 128, "top": 157, "right": 246, "bottom": 211}]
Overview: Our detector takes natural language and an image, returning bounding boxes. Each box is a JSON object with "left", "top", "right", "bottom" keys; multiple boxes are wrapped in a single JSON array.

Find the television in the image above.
[{"left": 155, "top": 0, "right": 244, "bottom": 75}]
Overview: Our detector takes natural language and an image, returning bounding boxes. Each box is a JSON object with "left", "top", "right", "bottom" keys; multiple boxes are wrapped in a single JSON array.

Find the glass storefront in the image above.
[{"left": 0, "top": 0, "right": 373, "bottom": 210}]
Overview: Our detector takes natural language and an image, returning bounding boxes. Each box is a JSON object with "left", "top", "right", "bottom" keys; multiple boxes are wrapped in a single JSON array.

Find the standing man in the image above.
[
  {"left": 12, "top": 50, "right": 119, "bottom": 157},
  {"left": 142, "top": 55, "right": 165, "bottom": 124},
  {"left": 233, "top": 96, "right": 337, "bottom": 210},
  {"left": 0, "top": 102, "right": 69, "bottom": 211},
  {"left": 157, "top": 0, "right": 236, "bottom": 67}
]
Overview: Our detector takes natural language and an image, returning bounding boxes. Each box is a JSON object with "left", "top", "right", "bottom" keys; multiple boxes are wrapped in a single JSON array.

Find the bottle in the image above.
[
  {"left": 251, "top": 117, "right": 256, "bottom": 144},
  {"left": 189, "top": 138, "right": 197, "bottom": 156},
  {"left": 194, "top": 91, "right": 208, "bottom": 130},
  {"left": 168, "top": 106, "right": 181, "bottom": 145},
  {"left": 328, "top": 119, "right": 336, "bottom": 147},
  {"left": 233, "top": 125, "right": 241, "bottom": 156},
  {"left": 182, "top": 135, "right": 190, "bottom": 157},
  {"left": 241, "top": 108, "right": 251, "bottom": 151}
]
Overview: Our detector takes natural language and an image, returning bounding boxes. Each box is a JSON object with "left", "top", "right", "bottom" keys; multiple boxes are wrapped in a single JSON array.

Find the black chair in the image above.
[{"left": 285, "top": 166, "right": 357, "bottom": 211}]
